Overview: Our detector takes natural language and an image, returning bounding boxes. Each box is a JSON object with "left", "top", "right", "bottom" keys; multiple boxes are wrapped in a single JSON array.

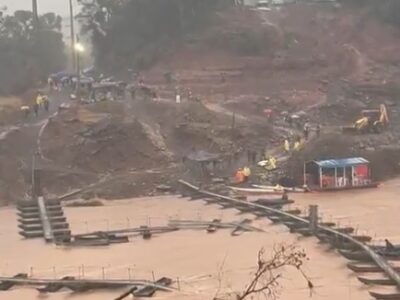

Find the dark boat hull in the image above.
[
  {"left": 339, "top": 250, "right": 372, "bottom": 262},
  {"left": 370, "top": 291, "right": 400, "bottom": 300},
  {"left": 358, "top": 276, "right": 396, "bottom": 286},
  {"left": 340, "top": 250, "right": 400, "bottom": 262},
  {"left": 347, "top": 262, "right": 400, "bottom": 273}
]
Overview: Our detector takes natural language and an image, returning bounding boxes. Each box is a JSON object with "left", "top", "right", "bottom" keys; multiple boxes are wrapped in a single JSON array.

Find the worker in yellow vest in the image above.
[
  {"left": 36, "top": 93, "right": 44, "bottom": 107},
  {"left": 293, "top": 140, "right": 301, "bottom": 151},
  {"left": 284, "top": 139, "right": 290, "bottom": 153},
  {"left": 266, "top": 156, "right": 277, "bottom": 171},
  {"left": 242, "top": 167, "right": 251, "bottom": 178}
]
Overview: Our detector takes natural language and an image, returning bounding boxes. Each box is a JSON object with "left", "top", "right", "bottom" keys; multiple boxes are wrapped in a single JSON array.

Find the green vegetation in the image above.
[
  {"left": 371, "top": 0, "right": 400, "bottom": 26},
  {"left": 0, "top": 9, "right": 66, "bottom": 95},
  {"left": 78, "top": 0, "right": 232, "bottom": 72}
]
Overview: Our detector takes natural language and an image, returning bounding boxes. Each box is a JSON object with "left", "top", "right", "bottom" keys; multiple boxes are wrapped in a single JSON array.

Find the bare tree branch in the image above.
[
  {"left": 213, "top": 252, "right": 228, "bottom": 300},
  {"left": 213, "top": 244, "right": 313, "bottom": 300}
]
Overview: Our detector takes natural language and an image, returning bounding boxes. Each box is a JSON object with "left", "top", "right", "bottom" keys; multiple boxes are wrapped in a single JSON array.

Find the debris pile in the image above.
[{"left": 41, "top": 106, "right": 169, "bottom": 173}]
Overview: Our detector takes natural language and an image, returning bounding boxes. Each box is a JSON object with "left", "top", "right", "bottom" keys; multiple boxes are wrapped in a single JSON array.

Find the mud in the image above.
[{"left": 3, "top": 2, "right": 400, "bottom": 202}]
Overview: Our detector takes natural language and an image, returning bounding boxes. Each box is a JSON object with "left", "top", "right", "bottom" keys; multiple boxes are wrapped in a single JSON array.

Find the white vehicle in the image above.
[
  {"left": 256, "top": 0, "right": 271, "bottom": 10},
  {"left": 256, "top": 0, "right": 296, "bottom": 9}
]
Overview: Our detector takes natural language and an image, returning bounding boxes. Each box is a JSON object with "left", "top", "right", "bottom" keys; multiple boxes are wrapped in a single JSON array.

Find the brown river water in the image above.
[{"left": 1, "top": 179, "right": 400, "bottom": 300}]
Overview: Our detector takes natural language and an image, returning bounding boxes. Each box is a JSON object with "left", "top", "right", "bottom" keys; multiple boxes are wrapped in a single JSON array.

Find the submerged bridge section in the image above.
[
  {"left": 17, "top": 160, "right": 70, "bottom": 242},
  {"left": 37, "top": 196, "right": 53, "bottom": 241},
  {"left": 17, "top": 198, "right": 70, "bottom": 242},
  {"left": 177, "top": 180, "right": 400, "bottom": 299},
  {"left": 0, "top": 273, "right": 173, "bottom": 297}
]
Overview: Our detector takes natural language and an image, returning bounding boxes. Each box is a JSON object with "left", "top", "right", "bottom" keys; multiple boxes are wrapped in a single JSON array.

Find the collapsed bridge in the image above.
[{"left": 177, "top": 179, "right": 400, "bottom": 300}]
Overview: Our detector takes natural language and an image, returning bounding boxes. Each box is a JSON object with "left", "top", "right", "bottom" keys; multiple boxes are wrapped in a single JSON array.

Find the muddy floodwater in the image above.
[{"left": 1, "top": 179, "right": 400, "bottom": 300}]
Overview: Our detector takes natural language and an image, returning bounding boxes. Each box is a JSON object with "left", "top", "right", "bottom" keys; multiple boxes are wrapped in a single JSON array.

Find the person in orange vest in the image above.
[{"left": 234, "top": 169, "right": 245, "bottom": 184}]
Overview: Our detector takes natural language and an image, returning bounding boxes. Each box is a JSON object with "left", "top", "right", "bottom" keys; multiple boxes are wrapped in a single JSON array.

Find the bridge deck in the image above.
[{"left": 37, "top": 197, "right": 53, "bottom": 242}]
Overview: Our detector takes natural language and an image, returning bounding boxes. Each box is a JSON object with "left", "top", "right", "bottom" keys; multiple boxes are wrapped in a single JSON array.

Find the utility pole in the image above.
[
  {"left": 32, "top": 0, "right": 39, "bottom": 31},
  {"left": 69, "top": 0, "right": 76, "bottom": 72},
  {"left": 76, "top": 35, "right": 81, "bottom": 99}
]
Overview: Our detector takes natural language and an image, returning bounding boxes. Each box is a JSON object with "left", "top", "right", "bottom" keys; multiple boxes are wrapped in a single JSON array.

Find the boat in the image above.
[
  {"left": 350, "top": 235, "right": 372, "bottom": 243},
  {"left": 37, "top": 276, "right": 76, "bottom": 293},
  {"left": 333, "top": 227, "right": 355, "bottom": 234},
  {"left": 291, "top": 227, "right": 313, "bottom": 236},
  {"left": 0, "top": 273, "right": 28, "bottom": 291},
  {"left": 320, "top": 222, "right": 336, "bottom": 227},
  {"left": 339, "top": 250, "right": 400, "bottom": 262},
  {"left": 269, "top": 214, "right": 303, "bottom": 222},
  {"left": 228, "top": 186, "right": 284, "bottom": 196},
  {"left": 267, "top": 216, "right": 284, "bottom": 223},
  {"left": 107, "top": 235, "right": 130, "bottom": 244},
  {"left": 254, "top": 198, "right": 294, "bottom": 206},
  {"left": 358, "top": 275, "right": 395, "bottom": 286},
  {"left": 316, "top": 233, "right": 330, "bottom": 243},
  {"left": 252, "top": 185, "right": 308, "bottom": 193},
  {"left": 56, "top": 237, "right": 111, "bottom": 247},
  {"left": 369, "top": 290, "right": 400, "bottom": 300},
  {"left": 284, "top": 209, "right": 301, "bottom": 215},
  {"left": 339, "top": 250, "right": 373, "bottom": 262},
  {"left": 334, "top": 241, "right": 362, "bottom": 251},
  {"left": 347, "top": 262, "right": 400, "bottom": 273},
  {"left": 284, "top": 221, "right": 308, "bottom": 230}
]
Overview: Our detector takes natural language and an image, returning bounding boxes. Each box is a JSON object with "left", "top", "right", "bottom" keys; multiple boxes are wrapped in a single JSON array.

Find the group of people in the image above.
[
  {"left": 234, "top": 166, "right": 251, "bottom": 183},
  {"left": 283, "top": 134, "right": 303, "bottom": 153},
  {"left": 283, "top": 121, "right": 321, "bottom": 153},
  {"left": 21, "top": 92, "right": 50, "bottom": 119},
  {"left": 258, "top": 155, "right": 277, "bottom": 171}
]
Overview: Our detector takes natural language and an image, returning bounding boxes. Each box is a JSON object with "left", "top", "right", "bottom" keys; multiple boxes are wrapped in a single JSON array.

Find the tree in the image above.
[
  {"left": 0, "top": 9, "right": 66, "bottom": 95},
  {"left": 78, "top": 0, "right": 232, "bottom": 72},
  {"left": 373, "top": 0, "right": 400, "bottom": 26},
  {"left": 214, "top": 245, "right": 313, "bottom": 300}
]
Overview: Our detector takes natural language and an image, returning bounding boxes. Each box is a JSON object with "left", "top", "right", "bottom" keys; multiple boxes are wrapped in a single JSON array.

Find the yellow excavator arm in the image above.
[
  {"left": 379, "top": 104, "right": 389, "bottom": 124},
  {"left": 343, "top": 104, "right": 388, "bottom": 134},
  {"left": 354, "top": 117, "right": 369, "bottom": 129}
]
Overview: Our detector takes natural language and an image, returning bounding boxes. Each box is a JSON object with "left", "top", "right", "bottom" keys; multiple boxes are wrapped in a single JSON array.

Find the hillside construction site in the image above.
[{"left": 1, "top": 1, "right": 400, "bottom": 300}]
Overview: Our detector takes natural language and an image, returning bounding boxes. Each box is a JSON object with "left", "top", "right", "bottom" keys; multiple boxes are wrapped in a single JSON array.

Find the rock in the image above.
[
  {"left": 385, "top": 100, "right": 395, "bottom": 106},
  {"left": 319, "top": 79, "right": 329, "bottom": 85},
  {"left": 211, "top": 178, "right": 225, "bottom": 184},
  {"left": 156, "top": 184, "right": 172, "bottom": 192}
]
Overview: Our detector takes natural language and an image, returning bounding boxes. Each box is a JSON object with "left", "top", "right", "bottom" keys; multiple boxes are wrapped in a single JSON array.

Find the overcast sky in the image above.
[{"left": 3, "top": 0, "right": 72, "bottom": 16}]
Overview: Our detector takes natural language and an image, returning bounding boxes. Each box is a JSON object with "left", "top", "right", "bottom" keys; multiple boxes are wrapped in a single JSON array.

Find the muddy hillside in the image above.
[
  {"left": 1, "top": 2, "right": 400, "bottom": 203},
  {"left": 35, "top": 98, "right": 273, "bottom": 200}
]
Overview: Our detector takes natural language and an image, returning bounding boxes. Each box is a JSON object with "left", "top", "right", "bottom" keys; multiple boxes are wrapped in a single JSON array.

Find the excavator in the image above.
[{"left": 342, "top": 104, "right": 389, "bottom": 134}]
